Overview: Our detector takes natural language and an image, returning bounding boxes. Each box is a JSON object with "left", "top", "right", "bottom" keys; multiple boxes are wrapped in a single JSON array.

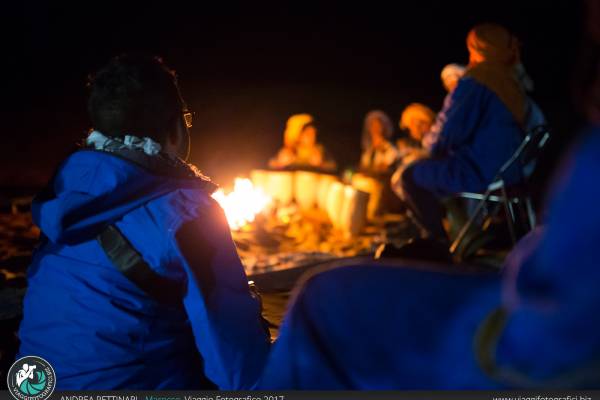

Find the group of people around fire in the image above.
[
  {"left": 16, "top": 10, "right": 600, "bottom": 393},
  {"left": 270, "top": 22, "right": 546, "bottom": 243}
]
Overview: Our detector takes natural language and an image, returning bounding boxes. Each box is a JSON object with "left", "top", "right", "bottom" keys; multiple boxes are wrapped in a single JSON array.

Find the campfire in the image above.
[{"left": 211, "top": 178, "right": 271, "bottom": 230}]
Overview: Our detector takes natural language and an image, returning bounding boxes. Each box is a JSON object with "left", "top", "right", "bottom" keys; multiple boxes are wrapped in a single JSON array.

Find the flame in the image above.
[{"left": 212, "top": 178, "right": 271, "bottom": 230}]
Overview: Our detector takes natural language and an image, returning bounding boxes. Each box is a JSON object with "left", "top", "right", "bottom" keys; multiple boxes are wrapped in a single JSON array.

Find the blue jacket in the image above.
[
  {"left": 413, "top": 77, "right": 524, "bottom": 196},
  {"left": 259, "top": 126, "right": 600, "bottom": 389},
  {"left": 17, "top": 149, "right": 271, "bottom": 389}
]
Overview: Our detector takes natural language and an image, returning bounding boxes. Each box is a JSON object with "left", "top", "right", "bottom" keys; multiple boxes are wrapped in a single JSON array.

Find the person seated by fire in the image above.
[
  {"left": 420, "top": 64, "right": 466, "bottom": 152},
  {"left": 270, "top": 114, "right": 336, "bottom": 171},
  {"left": 392, "top": 23, "right": 528, "bottom": 243},
  {"left": 16, "top": 55, "right": 271, "bottom": 390},
  {"left": 269, "top": 113, "right": 312, "bottom": 169},
  {"left": 359, "top": 110, "right": 399, "bottom": 174},
  {"left": 441, "top": 63, "right": 467, "bottom": 93},
  {"left": 396, "top": 103, "right": 436, "bottom": 165},
  {"left": 436, "top": 60, "right": 546, "bottom": 238}
]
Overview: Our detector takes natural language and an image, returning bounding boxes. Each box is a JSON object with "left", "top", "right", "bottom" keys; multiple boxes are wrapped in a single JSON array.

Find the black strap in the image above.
[{"left": 97, "top": 225, "right": 185, "bottom": 306}]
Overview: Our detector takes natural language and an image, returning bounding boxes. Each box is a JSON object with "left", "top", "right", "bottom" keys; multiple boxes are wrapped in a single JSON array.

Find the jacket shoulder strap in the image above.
[{"left": 97, "top": 225, "right": 185, "bottom": 306}]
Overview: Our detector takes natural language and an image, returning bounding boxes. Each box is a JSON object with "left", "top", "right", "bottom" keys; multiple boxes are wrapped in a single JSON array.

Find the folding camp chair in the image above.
[{"left": 449, "top": 125, "right": 551, "bottom": 256}]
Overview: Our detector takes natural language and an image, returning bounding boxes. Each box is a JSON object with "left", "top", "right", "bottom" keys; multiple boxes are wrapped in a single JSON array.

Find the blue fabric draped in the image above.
[{"left": 259, "top": 126, "right": 600, "bottom": 389}]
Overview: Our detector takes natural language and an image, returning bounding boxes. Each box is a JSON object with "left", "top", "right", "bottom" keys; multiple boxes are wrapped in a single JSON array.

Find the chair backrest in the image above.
[{"left": 496, "top": 124, "right": 551, "bottom": 182}]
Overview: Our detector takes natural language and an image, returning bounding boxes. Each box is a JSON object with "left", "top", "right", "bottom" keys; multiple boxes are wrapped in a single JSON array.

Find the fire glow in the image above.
[{"left": 212, "top": 178, "right": 271, "bottom": 230}]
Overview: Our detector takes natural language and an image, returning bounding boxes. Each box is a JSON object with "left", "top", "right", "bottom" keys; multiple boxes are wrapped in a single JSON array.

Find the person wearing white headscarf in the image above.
[
  {"left": 359, "top": 110, "right": 399, "bottom": 173},
  {"left": 440, "top": 63, "right": 466, "bottom": 93}
]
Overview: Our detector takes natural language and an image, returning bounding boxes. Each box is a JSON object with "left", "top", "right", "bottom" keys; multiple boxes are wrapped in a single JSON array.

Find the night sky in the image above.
[{"left": 2, "top": 1, "right": 584, "bottom": 195}]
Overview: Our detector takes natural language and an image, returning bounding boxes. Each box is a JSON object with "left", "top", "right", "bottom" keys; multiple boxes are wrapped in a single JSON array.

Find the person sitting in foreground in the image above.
[
  {"left": 17, "top": 55, "right": 271, "bottom": 389},
  {"left": 270, "top": 114, "right": 336, "bottom": 171},
  {"left": 397, "top": 103, "right": 435, "bottom": 165},
  {"left": 393, "top": 23, "right": 527, "bottom": 241},
  {"left": 359, "top": 110, "right": 399, "bottom": 174}
]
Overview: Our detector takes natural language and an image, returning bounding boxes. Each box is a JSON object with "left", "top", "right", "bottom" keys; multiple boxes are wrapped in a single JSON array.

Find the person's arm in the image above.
[
  {"left": 269, "top": 147, "right": 295, "bottom": 168},
  {"left": 359, "top": 148, "right": 372, "bottom": 170},
  {"left": 170, "top": 195, "right": 271, "bottom": 389},
  {"left": 383, "top": 143, "right": 400, "bottom": 169},
  {"left": 429, "top": 78, "right": 487, "bottom": 157}
]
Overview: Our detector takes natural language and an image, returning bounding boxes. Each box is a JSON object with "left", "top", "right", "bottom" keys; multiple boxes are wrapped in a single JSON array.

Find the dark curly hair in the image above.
[{"left": 87, "top": 54, "right": 185, "bottom": 144}]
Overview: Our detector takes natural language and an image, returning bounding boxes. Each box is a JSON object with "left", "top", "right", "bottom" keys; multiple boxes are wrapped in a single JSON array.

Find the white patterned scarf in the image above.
[{"left": 86, "top": 131, "right": 162, "bottom": 156}]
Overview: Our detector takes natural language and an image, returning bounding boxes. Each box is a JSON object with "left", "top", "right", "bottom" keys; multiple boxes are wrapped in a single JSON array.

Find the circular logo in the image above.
[{"left": 7, "top": 356, "right": 56, "bottom": 400}]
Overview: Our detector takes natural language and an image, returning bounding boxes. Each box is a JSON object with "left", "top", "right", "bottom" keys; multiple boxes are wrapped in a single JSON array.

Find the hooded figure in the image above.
[
  {"left": 270, "top": 115, "right": 336, "bottom": 171},
  {"left": 17, "top": 56, "right": 270, "bottom": 390},
  {"left": 283, "top": 113, "right": 314, "bottom": 149},
  {"left": 359, "top": 110, "right": 399, "bottom": 173},
  {"left": 464, "top": 23, "right": 527, "bottom": 125},
  {"left": 269, "top": 114, "right": 314, "bottom": 169},
  {"left": 393, "top": 23, "right": 526, "bottom": 240}
]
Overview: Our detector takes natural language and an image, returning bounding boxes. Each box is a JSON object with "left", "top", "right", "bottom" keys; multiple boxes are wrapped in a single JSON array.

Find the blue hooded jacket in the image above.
[
  {"left": 258, "top": 126, "right": 600, "bottom": 389},
  {"left": 412, "top": 77, "right": 524, "bottom": 196},
  {"left": 17, "top": 149, "right": 271, "bottom": 389}
]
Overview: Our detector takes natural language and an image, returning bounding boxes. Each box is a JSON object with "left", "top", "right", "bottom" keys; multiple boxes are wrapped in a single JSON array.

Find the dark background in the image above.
[{"left": 1, "top": 1, "right": 585, "bottom": 196}]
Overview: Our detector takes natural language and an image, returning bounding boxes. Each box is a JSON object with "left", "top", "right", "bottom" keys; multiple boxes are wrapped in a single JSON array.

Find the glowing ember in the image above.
[{"left": 212, "top": 178, "right": 271, "bottom": 230}]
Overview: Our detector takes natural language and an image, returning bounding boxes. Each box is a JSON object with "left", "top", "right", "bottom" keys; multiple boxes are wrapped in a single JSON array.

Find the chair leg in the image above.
[
  {"left": 525, "top": 196, "right": 536, "bottom": 230},
  {"left": 501, "top": 186, "right": 517, "bottom": 245},
  {"left": 450, "top": 191, "right": 491, "bottom": 255}
]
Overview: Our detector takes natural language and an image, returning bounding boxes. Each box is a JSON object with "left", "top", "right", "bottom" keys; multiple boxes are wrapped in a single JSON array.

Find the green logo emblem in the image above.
[{"left": 7, "top": 356, "right": 56, "bottom": 400}]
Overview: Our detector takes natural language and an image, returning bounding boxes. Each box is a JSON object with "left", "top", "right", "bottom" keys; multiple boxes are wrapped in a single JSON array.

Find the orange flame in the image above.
[{"left": 212, "top": 178, "right": 271, "bottom": 230}]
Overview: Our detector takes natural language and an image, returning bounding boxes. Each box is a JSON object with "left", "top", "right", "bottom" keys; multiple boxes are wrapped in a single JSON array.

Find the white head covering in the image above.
[{"left": 440, "top": 63, "right": 466, "bottom": 89}]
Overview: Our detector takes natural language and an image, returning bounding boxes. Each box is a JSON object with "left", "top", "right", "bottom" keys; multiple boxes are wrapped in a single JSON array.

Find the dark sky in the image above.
[{"left": 2, "top": 1, "right": 584, "bottom": 190}]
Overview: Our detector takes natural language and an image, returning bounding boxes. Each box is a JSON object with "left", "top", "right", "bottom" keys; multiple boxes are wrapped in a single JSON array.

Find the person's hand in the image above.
[
  {"left": 269, "top": 147, "right": 296, "bottom": 168},
  {"left": 309, "top": 149, "right": 324, "bottom": 166},
  {"left": 402, "top": 149, "right": 427, "bottom": 165}
]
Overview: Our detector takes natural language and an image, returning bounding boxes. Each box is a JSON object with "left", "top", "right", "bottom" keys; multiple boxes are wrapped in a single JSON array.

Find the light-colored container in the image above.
[
  {"left": 250, "top": 169, "right": 270, "bottom": 192},
  {"left": 326, "top": 181, "right": 346, "bottom": 229},
  {"left": 294, "top": 171, "right": 320, "bottom": 211},
  {"left": 351, "top": 173, "right": 384, "bottom": 220},
  {"left": 339, "top": 186, "right": 370, "bottom": 237},
  {"left": 265, "top": 171, "right": 294, "bottom": 205},
  {"left": 317, "top": 174, "right": 338, "bottom": 211}
]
